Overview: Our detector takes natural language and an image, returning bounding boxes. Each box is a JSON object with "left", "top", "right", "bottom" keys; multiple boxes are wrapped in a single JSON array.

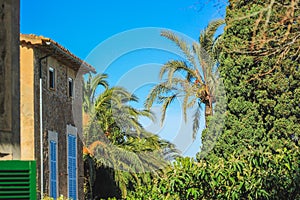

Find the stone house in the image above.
[{"left": 20, "top": 34, "right": 95, "bottom": 199}]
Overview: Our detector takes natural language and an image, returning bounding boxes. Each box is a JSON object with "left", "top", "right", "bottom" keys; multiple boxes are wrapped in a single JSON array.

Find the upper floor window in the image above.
[
  {"left": 68, "top": 77, "right": 73, "bottom": 97},
  {"left": 49, "top": 67, "right": 55, "bottom": 89}
]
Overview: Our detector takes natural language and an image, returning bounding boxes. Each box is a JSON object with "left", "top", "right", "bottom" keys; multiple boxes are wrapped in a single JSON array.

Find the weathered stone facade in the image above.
[
  {"left": 0, "top": 0, "right": 20, "bottom": 160},
  {"left": 20, "top": 34, "right": 94, "bottom": 199}
]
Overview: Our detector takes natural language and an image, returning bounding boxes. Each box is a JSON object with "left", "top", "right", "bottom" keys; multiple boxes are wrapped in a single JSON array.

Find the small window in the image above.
[
  {"left": 68, "top": 78, "right": 73, "bottom": 97},
  {"left": 49, "top": 67, "right": 55, "bottom": 89}
]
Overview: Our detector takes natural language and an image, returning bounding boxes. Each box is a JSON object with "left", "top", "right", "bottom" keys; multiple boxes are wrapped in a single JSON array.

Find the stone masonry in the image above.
[
  {"left": 0, "top": 0, "right": 20, "bottom": 160},
  {"left": 20, "top": 34, "right": 94, "bottom": 199}
]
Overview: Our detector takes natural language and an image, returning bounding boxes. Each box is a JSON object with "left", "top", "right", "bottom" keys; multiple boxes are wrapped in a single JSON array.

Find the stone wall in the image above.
[
  {"left": 0, "top": 0, "right": 20, "bottom": 160},
  {"left": 32, "top": 48, "right": 84, "bottom": 199}
]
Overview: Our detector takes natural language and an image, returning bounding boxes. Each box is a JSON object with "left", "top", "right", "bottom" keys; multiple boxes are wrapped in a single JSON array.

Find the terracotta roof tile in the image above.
[{"left": 20, "top": 34, "right": 96, "bottom": 73}]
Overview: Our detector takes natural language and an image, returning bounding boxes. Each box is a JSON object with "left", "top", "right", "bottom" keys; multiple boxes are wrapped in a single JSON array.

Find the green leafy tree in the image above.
[
  {"left": 129, "top": 1, "right": 300, "bottom": 199},
  {"left": 208, "top": 0, "right": 300, "bottom": 158},
  {"left": 145, "top": 19, "right": 224, "bottom": 138},
  {"left": 129, "top": 148, "right": 300, "bottom": 199},
  {"left": 200, "top": 0, "right": 300, "bottom": 198}
]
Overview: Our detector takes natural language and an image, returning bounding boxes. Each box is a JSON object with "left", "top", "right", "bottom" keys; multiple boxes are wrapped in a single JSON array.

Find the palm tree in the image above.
[
  {"left": 145, "top": 19, "right": 224, "bottom": 138},
  {"left": 87, "top": 86, "right": 179, "bottom": 164},
  {"left": 84, "top": 85, "right": 180, "bottom": 198},
  {"left": 82, "top": 73, "right": 108, "bottom": 198},
  {"left": 88, "top": 132, "right": 178, "bottom": 199},
  {"left": 86, "top": 87, "right": 154, "bottom": 143},
  {"left": 82, "top": 73, "right": 108, "bottom": 143}
]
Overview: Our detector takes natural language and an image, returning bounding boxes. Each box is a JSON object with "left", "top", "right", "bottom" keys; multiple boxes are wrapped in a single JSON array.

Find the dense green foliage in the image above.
[
  {"left": 128, "top": 0, "right": 300, "bottom": 199},
  {"left": 207, "top": 0, "right": 300, "bottom": 158},
  {"left": 130, "top": 147, "right": 299, "bottom": 199},
  {"left": 84, "top": 0, "right": 300, "bottom": 199}
]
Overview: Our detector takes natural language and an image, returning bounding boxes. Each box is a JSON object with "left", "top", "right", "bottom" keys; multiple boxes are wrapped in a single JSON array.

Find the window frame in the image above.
[
  {"left": 68, "top": 77, "right": 74, "bottom": 98},
  {"left": 48, "top": 66, "right": 56, "bottom": 90}
]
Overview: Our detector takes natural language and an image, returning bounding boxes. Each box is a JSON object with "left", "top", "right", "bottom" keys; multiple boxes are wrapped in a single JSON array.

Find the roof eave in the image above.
[{"left": 20, "top": 34, "right": 96, "bottom": 74}]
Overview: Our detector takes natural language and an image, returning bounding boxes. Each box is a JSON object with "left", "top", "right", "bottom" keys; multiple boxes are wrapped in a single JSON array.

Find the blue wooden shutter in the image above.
[
  {"left": 68, "top": 134, "right": 77, "bottom": 199},
  {"left": 49, "top": 141, "right": 57, "bottom": 199}
]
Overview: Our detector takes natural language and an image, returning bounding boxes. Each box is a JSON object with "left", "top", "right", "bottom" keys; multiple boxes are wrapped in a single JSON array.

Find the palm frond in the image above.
[
  {"left": 192, "top": 108, "right": 201, "bottom": 139},
  {"left": 159, "top": 60, "right": 196, "bottom": 81},
  {"left": 161, "top": 30, "right": 197, "bottom": 68},
  {"left": 144, "top": 82, "right": 173, "bottom": 109},
  {"left": 137, "top": 109, "right": 156, "bottom": 122},
  {"left": 83, "top": 73, "right": 109, "bottom": 113},
  {"left": 212, "top": 34, "right": 223, "bottom": 59},
  {"left": 192, "top": 42, "right": 207, "bottom": 83},
  {"left": 90, "top": 73, "right": 109, "bottom": 102},
  {"left": 199, "top": 19, "right": 224, "bottom": 56},
  {"left": 182, "top": 84, "right": 198, "bottom": 122},
  {"left": 160, "top": 94, "right": 177, "bottom": 125}
]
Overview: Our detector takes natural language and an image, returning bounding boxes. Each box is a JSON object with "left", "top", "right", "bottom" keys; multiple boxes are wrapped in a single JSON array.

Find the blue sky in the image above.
[{"left": 21, "top": 0, "right": 226, "bottom": 157}]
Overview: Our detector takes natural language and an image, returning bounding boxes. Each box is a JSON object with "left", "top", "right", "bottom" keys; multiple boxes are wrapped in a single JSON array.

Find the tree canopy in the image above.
[
  {"left": 128, "top": 0, "right": 300, "bottom": 199},
  {"left": 83, "top": 0, "right": 300, "bottom": 199}
]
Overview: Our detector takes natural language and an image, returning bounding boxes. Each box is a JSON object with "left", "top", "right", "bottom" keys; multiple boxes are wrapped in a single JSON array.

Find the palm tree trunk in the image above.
[
  {"left": 83, "top": 112, "right": 90, "bottom": 127},
  {"left": 83, "top": 112, "right": 91, "bottom": 144},
  {"left": 204, "top": 102, "right": 213, "bottom": 127}
]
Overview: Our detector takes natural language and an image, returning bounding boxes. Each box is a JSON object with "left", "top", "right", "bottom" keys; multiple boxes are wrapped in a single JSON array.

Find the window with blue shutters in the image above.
[
  {"left": 68, "top": 134, "right": 77, "bottom": 200},
  {"left": 48, "top": 130, "right": 58, "bottom": 199},
  {"left": 49, "top": 141, "right": 57, "bottom": 199}
]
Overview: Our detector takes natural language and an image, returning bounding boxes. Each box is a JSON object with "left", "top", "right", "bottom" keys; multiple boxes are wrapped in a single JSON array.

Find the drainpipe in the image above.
[{"left": 38, "top": 48, "right": 52, "bottom": 199}]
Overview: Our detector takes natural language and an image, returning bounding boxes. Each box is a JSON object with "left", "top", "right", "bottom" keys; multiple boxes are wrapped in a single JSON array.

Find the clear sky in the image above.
[{"left": 21, "top": 0, "right": 226, "bottom": 157}]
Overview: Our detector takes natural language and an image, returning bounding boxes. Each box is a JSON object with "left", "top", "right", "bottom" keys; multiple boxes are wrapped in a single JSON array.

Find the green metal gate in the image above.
[{"left": 0, "top": 161, "right": 36, "bottom": 199}]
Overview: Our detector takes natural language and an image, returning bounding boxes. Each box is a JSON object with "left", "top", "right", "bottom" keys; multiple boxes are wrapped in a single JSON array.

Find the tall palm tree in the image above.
[
  {"left": 145, "top": 19, "right": 224, "bottom": 138},
  {"left": 82, "top": 73, "right": 109, "bottom": 142},
  {"left": 82, "top": 73, "right": 109, "bottom": 198},
  {"left": 84, "top": 85, "right": 180, "bottom": 198},
  {"left": 87, "top": 86, "right": 179, "bottom": 163}
]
